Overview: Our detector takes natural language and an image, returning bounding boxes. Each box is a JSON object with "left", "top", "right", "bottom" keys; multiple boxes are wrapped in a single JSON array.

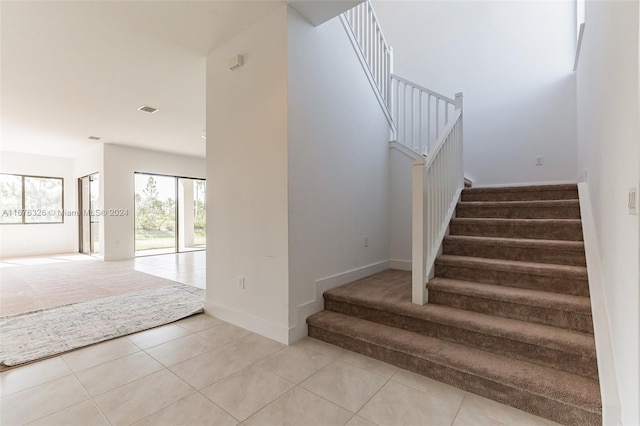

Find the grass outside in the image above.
[{"left": 136, "top": 228, "right": 206, "bottom": 251}]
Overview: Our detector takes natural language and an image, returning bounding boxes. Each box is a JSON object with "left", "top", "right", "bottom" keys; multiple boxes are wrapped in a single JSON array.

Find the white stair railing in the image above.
[
  {"left": 412, "top": 95, "right": 464, "bottom": 304},
  {"left": 341, "top": 1, "right": 394, "bottom": 128},
  {"left": 391, "top": 75, "right": 458, "bottom": 155},
  {"left": 340, "top": 1, "right": 464, "bottom": 306}
]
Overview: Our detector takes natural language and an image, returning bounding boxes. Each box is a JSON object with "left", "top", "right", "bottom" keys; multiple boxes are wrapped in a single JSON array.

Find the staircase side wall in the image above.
[
  {"left": 576, "top": 1, "right": 640, "bottom": 424},
  {"left": 287, "top": 7, "right": 392, "bottom": 342}
]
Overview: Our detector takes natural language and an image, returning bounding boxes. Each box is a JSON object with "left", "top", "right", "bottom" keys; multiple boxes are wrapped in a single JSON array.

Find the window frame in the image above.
[{"left": 0, "top": 173, "right": 65, "bottom": 225}]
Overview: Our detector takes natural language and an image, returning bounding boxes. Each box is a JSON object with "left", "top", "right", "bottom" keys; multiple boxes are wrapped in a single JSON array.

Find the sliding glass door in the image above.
[{"left": 134, "top": 173, "right": 205, "bottom": 256}]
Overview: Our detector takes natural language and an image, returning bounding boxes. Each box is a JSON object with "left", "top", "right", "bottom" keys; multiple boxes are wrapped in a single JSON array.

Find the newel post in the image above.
[
  {"left": 412, "top": 159, "right": 427, "bottom": 305},
  {"left": 455, "top": 92, "right": 463, "bottom": 111},
  {"left": 455, "top": 92, "right": 464, "bottom": 187}
]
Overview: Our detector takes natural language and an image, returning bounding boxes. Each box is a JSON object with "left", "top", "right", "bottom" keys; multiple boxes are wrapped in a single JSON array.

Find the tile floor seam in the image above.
[
  {"left": 1, "top": 376, "right": 92, "bottom": 426},
  {"left": 76, "top": 364, "right": 165, "bottom": 399},
  {"left": 350, "top": 365, "right": 395, "bottom": 424},
  {"left": 297, "top": 360, "right": 384, "bottom": 416},
  {"left": 253, "top": 362, "right": 300, "bottom": 388},
  {"left": 290, "top": 383, "right": 358, "bottom": 419},
  {"left": 339, "top": 356, "right": 398, "bottom": 381},
  {"left": 59, "top": 355, "right": 113, "bottom": 426},
  {"left": 196, "top": 388, "right": 244, "bottom": 424},
  {"left": 448, "top": 393, "right": 467, "bottom": 426},
  {"left": 65, "top": 343, "right": 142, "bottom": 374},
  {"left": 389, "top": 370, "right": 470, "bottom": 408},
  {"left": 200, "top": 364, "right": 297, "bottom": 423},
  {"left": 293, "top": 339, "right": 345, "bottom": 359},
  {"left": 110, "top": 368, "right": 199, "bottom": 426},
  {"left": 0, "top": 361, "right": 74, "bottom": 398},
  {"left": 241, "top": 386, "right": 323, "bottom": 425},
  {"left": 141, "top": 335, "right": 215, "bottom": 368},
  {"left": 126, "top": 325, "right": 195, "bottom": 351},
  {"left": 236, "top": 344, "right": 297, "bottom": 364}
]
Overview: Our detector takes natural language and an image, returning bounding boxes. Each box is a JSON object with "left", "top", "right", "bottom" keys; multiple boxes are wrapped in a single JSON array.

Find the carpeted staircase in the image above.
[{"left": 307, "top": 184, "right": 601, "bottom": 425}]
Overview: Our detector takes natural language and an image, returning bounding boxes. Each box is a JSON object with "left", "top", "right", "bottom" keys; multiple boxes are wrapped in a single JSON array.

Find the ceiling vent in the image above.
[
  {"left": 138, "top": 105, "right": 158, "bottom": 114},
  {"left": 88, "top": 136, "right": 101, "bottom": 141}
]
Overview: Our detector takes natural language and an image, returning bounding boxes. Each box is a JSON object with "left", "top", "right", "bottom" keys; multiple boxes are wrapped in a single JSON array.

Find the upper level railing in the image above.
[
  {"left": 391, "top": 75, "right": 458, "bottom": 155},
  {"left": 342, "top": 2, "right": 393, "bottom": 108}
]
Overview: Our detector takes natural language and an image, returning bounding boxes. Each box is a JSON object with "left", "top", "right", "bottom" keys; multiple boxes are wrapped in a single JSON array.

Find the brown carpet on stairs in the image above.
[{"left": 307, "top": 183, "right": 602, "bottom": 426}]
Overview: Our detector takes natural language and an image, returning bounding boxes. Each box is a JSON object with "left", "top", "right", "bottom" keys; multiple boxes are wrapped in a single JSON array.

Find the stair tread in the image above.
[
  {"left": 429, "top": 277, "right": 592, "bottom": 314},
  {"left": 308, "top": 310, "right": 601, "bottom": 414},
  {"left": 451, "top": 217, "right": 582, "bottom": 224},
  {"left": 458, "top": 199, "right": 579, "bottom": 207},
  {"left": 444, "top": 235, "right": 585, "bottom": 251},
  {"left": 463, "top": 184, "right": 578, "bottom": 194},
  {"left": 325, "top": 272, "right": 595, "bottom": 357},
  {"left": 436, "top": 255, "right": 587, "bottom": 278}
]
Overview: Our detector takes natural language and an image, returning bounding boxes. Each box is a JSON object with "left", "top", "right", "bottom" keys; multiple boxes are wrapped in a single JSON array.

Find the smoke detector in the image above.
[
  {"left": 138, "top": 105, "right": 158, "bottom": 114},
  {"left": 88, "top": 136, "right": 101, "bottom": 141}
]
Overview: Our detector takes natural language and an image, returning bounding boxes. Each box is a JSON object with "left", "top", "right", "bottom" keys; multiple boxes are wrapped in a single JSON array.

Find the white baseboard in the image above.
[
  {"left": 289, "top": 260, "right": 390, "bottom": 343},
  {"left": 389, "top": 259, "right": 411, "bottom": 271},
  {"left": 577, "top": 183, "right": 621, "bottom": 426},
  {"left": 204, "top": 301, "right": 290, "bottom": 345},
  {"left": 472, "top": 180, "right": 577, "bottom": 189}
]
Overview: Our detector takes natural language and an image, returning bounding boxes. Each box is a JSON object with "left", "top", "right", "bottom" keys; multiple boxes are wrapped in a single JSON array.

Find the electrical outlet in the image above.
[
  {"left": 629, "top": 187, "right": 638, "bottom": 215},
  {"left": 364, "top": 236, "right": 369, "bottom": 247},
  {"left": 237, "top": 276, "right": 245, "bottom": 290},
  {"left": 536, "top": 156, "right": 543, "bottom": 166}
]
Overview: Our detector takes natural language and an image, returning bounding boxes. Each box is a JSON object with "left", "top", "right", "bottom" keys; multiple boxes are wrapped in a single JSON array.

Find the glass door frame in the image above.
[{"left": 78, "top": 172, "right": 99, "bottom": 256}]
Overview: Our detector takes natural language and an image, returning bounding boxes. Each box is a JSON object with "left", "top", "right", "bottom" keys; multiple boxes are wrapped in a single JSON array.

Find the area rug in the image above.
[
  {"left": 0, "top": 260, "right": 179, "bottom": 316},
  {"left": 0, "top": 284, "right": 204, "bottom": 367}
]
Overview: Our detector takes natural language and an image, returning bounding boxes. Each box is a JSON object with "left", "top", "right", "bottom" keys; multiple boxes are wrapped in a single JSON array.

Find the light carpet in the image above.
[
  {"left": 0, "top": 284, "right": 204, "bottom": 367},
  {"left": 0, "top": 260, "right": 177, "bottom": 316}
]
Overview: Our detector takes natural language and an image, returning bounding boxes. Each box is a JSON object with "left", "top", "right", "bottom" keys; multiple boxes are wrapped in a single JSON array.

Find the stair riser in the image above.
[
  {"left": 434, "top": 263, "right": 590, "bottom": 296},
  {"left": 450, "top": 221, "right": 583, "bottom": 241},
  {"left": 325, "top": 299, "right": 598, "bottom": 380},
  {"left": 308, "top": 325, "right": 600, "bottom": 426},
  {"left": 442, "top": 240, "right": 586, "bottom": 266},
  {"left": 456, "top": 205, "right": 580, "bottom": 219},
  {"left": 461, "top": 189, "right": 579, "bottom": 202},
  {"left": 428, "top": 290, "right": 594, "bottom": 334}
]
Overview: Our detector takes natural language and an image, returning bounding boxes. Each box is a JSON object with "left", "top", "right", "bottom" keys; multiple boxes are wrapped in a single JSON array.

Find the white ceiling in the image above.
[{"left": 0, "top": 0, "right": 284, "bottom": 160}]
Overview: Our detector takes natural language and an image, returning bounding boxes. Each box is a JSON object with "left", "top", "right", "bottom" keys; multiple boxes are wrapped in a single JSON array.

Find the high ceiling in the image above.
[{"left": 0, "top": 1, "right": 284, "bottom": 159}]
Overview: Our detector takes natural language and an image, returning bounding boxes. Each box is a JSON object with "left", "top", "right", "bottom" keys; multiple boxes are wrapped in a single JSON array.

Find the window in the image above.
[{"left": 0, "top": 174, "right": 64, "bottom": 224}]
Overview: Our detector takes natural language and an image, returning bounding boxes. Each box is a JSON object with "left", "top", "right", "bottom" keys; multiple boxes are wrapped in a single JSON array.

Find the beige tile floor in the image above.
[{"left": 1, "top": 252, "right": 559, "bottom": 426}]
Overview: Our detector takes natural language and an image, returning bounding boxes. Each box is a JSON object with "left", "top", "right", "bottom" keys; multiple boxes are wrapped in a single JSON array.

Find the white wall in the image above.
[
  {"left": 287, "top": 8, "right": 392, "bottom": 341},
  {"left": 576, "top": 1, "right": 640, "bottom": 424},
  {"left": 205, "top": 6, "right": 290, "bottom": 343},
  {"left": 388, "top": 144, "right": 417, "bottom": 270},
  {"left": 102, "top": 144, "right": 205, "bottom": 261},
  {"left": 374, "top": 1, "right": 578, "bottom": 187},
  {"left": 0, "top": 151, "right": 78, "bottom": 257}
]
